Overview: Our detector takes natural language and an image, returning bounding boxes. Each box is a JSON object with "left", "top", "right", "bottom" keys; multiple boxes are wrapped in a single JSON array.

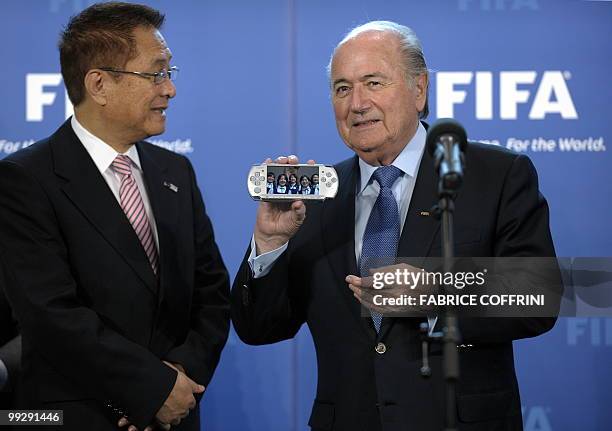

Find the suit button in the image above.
[{"left": 375, "top": 342, "right": 386, "bottom": 354}]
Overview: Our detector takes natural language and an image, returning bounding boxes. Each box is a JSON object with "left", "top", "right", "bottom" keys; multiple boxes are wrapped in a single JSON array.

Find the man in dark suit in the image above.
[
  {"left": 231, "top": 21, "right": 557, "bottom": 430},
  {"left": 0, "top": 3, "right": 229, "bottom": 430},
  {"left": 0, "top": 282, "right": 21, "bottom": 409}
]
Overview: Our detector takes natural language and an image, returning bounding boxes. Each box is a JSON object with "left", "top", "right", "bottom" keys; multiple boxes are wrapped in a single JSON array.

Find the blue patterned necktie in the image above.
[{"left": 359, "top": 165, "right": 403, "bottom": 332}]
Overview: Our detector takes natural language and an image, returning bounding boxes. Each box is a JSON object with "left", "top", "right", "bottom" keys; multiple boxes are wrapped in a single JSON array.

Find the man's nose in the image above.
[
  {"left": 161, "top": 77, "right": 177, "bottom": 99},
  {"left": 350, "top": 85, "right": 371, "bottom": 114}
]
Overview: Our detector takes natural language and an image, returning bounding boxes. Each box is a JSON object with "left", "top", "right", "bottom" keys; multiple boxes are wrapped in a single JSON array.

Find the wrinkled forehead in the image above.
[{"left": 331, "top": 31, "right": 402, "bottom": 77}]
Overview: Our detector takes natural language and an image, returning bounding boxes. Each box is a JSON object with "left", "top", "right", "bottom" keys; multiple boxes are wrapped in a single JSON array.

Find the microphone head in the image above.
[{"left": 426, "top": 118, "right": 468, "bottom": 156}]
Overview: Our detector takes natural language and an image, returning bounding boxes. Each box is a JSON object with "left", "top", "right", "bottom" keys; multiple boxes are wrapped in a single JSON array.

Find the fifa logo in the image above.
[
  {"left": 567, "top": 318, "right": 612, "bottom": 346},
  {"left": 522, "top": 406, "right": 552, "bottom": 431},
  {"left": 435, "top": 71, "right": 578, "bottom": 120},
  {"left": 457, "top": 0, "right": 539, "bottom": 11},
  {"left": 25, "top": 71, "right": 579, "bottom": 123},
  {"left": 26, "top": 74, "right": 73, "bottom": 122},
  {"left": 49, "top": 0, "right": 98, "bottom": 13}
]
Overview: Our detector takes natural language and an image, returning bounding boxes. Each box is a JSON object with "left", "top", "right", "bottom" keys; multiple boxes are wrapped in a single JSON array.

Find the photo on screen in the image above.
[{"left": 267, "top": 165, "right": 320, "bottom": 196}]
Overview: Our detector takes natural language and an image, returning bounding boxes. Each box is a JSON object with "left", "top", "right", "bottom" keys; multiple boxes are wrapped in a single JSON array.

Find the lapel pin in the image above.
[
  {"left": 163, "top": 181, "right": 179, "bottom": 193},
  {"left": 419, "top": 211, "right": 430, "bottom": 216}
]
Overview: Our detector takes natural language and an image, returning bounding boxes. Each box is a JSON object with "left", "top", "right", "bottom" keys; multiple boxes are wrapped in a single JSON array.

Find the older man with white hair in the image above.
[{"left": 232, "top": 21, "right": 557, "bottom": 431}]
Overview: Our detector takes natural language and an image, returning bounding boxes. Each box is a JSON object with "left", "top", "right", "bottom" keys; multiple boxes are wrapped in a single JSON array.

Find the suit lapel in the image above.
[
  {"left": 51, "top": 121, "right": 157, "bottom": 294},
  {"left": 321, "top": 157, "right": 377, "bottom": 340},
  {"left": 136, "top": 143, "right": 179, "bottom": 305},
  {"left": 398, "top": 149, "right": 440, "bottom": 260}
]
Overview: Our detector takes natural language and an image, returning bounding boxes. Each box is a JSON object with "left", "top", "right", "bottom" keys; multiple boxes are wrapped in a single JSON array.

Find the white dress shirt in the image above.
[{"left": 70, "top": 116, "right": 159, "bottom": 249}]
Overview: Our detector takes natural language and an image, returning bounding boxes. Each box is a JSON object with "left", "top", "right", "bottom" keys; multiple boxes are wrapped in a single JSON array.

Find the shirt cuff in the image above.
[
  {"left": 0, "top": 358, "right": 7, "bottom": 391},
  {"left": 248, "top": 235, "right": 288, "bottom": 279}
]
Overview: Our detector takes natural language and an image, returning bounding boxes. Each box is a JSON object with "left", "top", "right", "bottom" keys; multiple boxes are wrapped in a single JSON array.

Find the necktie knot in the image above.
[
  {"left": 372, "top": 165, "right": 402, "bottom": 189},
  {"left": 111, "top": 155, "right": 133, "bottom": 177}
]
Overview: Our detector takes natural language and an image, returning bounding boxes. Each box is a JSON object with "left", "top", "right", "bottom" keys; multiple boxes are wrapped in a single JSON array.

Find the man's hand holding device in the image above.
[{"left": 249, "top": 156, "right": 337, "bottom": 254}]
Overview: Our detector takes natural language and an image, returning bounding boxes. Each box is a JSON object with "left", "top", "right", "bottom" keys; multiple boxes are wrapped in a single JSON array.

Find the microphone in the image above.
[{"left": 426, "top": 118, "right": 468, "bottom": 194}]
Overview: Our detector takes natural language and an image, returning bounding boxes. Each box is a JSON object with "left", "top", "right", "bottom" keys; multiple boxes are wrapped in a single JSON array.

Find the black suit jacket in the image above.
[
  {"left": 0, "top": 120, "right": 230, "bottom": 430},
  {"left": 232, "top": 137, "right": 558, "bottom": 431},
  {"left": 0, "top": 282, "right": 20, "bottom": 409}
]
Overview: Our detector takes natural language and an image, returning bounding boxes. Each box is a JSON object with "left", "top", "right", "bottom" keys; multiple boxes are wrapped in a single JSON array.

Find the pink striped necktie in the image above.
[{"left": 111, "top": 155, "right": 159, "bottom": 274}]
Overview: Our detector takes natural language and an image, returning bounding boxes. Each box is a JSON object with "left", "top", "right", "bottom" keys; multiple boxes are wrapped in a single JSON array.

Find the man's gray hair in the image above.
[{"left": 326, "top": 20, "right": 429, "bottom": 119}]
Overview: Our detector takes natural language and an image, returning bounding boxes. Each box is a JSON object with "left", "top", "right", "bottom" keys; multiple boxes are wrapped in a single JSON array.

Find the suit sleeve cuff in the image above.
[{"left": 247, "top": 235, "right": 288, "bottom": 279}]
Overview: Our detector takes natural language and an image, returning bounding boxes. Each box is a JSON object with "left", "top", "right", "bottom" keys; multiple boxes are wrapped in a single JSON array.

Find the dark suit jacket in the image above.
[
  {"left": 0, "top": 282, "right": 21, "bottom": 409},
  {"left": 232, "top": 138, "right": 558, "bottom": 431},
  {"left": 0, "top": 120, "right": 230, "bottom": 431}
]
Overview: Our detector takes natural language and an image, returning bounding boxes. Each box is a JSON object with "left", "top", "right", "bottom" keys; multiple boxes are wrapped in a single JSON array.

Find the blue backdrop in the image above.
[{"left": 2, "top": 1, "right": 611, "bottom": 430}]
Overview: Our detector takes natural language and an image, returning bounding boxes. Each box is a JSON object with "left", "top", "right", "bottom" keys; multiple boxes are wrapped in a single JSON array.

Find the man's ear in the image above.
[
  {"left": 414, "top": 73, "right": 428, "bottom": 112},
  {"left": 83, "top": 69, "right": 108, "bottom": 106}
]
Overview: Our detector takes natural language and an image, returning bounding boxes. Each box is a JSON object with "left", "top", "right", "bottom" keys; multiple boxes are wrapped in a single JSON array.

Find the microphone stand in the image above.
[{"left": 420, "top": 179, "right": 462, "bottom": 431}]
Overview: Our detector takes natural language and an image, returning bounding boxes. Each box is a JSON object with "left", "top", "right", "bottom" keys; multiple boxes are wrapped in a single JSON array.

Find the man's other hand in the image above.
[{"left": 154, "top": 361, "right": 205, "bottom": 426}]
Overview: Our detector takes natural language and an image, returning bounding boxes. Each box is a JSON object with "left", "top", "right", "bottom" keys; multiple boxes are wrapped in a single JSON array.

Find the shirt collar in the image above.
[
  {"left": 71, "top": 115, "right": 143, "bottom": 175},
  {"left": 357, "top": 121, "right": 427, "bottom": 194}
]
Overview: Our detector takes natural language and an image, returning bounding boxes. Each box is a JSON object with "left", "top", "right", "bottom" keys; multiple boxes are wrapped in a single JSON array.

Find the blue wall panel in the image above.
[{"left": 2, "top": 1, "right": 611, "bottom": 430}]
